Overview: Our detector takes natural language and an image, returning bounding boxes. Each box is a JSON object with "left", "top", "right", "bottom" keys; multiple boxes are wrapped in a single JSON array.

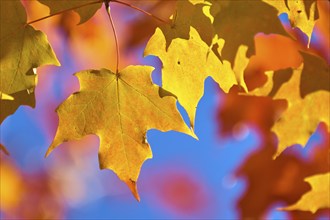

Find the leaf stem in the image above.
[
  {"left": 26, "top": 0, "right": 103, "bottom": 25},
  {"left": 111, "top": 0, "right": 170, "bottom": 25},
  {"left": 105, "top": 2, "right": 120, "bottom": 74},
  {"left": 0, "top": 144, "right": 9, "bottom": 155}
]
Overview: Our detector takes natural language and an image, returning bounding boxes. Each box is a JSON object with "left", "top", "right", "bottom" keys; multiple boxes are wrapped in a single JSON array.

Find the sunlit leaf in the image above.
[
  {"left": 145, "top": 27, "right": 237, "bottom": 129},
  {"left": 47, "top": 65, "right": 194, "bottom": 200}
]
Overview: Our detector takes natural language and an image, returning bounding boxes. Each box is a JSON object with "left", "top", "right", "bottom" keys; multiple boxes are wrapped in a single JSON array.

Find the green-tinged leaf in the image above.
[
  {"left": 0, "top": 0, "right": 60, "bottom": 95},
  {"left": 0, "top": 0, "right": 59, "bottom": 122},
  {"left": 47, "top": 65, "right": 194, "bottom": 200}
]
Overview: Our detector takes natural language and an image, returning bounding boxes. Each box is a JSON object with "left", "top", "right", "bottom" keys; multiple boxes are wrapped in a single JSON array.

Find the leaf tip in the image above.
[
  {"left": 55, "top": 60, "right": 61, "bottom": 67},
  {"left": 45, "top": 145, "right": 55, "bottom": 158},
  {"left": 272, "top": 150, "right": 281, "bottom": 160},
  {"left": 52, "top": 56, "right": 61, "bottom": 67},
  {"left": 125, "top": 179, "right": 140, "bottom": 202},
  {"left": 190, "top": 127, "right": 199, "bottom": 140}
]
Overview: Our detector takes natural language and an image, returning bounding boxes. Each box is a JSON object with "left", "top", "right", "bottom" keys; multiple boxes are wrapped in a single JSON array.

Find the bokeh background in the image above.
[{"left": 1, "top": 0, "right": 329, "bottom": 219}]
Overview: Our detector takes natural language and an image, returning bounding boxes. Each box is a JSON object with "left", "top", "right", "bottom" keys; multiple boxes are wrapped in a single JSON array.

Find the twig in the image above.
[{"left": 105, "top": 1, "right": 120, "bottom": 74}]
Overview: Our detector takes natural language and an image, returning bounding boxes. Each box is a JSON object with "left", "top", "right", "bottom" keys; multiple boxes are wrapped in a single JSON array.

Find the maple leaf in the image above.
[
  {"left": 217, "top": 91, "right": 286, "bottom": 137},
  {"left": 250, "top": 52, "right": 330, "bottom": 157},
  {"left": 237, "top": 140, "right": 310, "bottom": 218},
  {"left": 282, "top": 172, "right": 330, "bottom": 213},
  {"left": 38, "top": 0, "right": 103, "bottom": 24},
  {"left": 0, "top": 0, "right": 59, "bottom": 95},
  {"left": 237, "top": 126, "right": 330, "bottom": 218},
  {"left": 145, "top": 27, "right": 237, "bottom": 129},
  {"left": 160, "top": 0, "right": 258, "bottom": 79},
  {"left": 212, "top": 0, "right": 288, "bottom": 64},
  {"left": 47, "top": 65, "right": 194, "bottom": 200},
  {"left": 263, "top": 0, "right": 318, "bottom": 46}
]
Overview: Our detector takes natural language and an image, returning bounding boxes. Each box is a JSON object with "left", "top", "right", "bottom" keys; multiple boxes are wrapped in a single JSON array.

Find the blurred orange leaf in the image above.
[
  {"left": 217, "top": 91, "right": 286, "bottom": 137},
  {"left": 237, "top": 125, "right": 330, "bottom": 218}
]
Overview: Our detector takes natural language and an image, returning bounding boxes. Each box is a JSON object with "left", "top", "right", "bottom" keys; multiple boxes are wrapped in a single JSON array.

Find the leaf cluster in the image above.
[{"left": 0, "top": 0, "right": 329, "bottom": 216}]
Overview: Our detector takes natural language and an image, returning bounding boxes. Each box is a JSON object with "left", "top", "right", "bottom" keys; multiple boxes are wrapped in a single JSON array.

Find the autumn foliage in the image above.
[{"left": 0, "top": 0, "right": 329, "bottom": 219}]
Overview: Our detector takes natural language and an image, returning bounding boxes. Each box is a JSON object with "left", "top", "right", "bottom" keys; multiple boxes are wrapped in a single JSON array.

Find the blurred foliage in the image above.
[{"left": 0, "top": 0, "right": 329, "bottom": 219}]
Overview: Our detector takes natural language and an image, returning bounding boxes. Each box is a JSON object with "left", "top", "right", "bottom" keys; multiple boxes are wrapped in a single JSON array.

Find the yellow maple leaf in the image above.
[
  {"left": 145, "top": 27, "right": 237, "bottom": 129},
  {"left": 263, "top": 0, "right": 318, "bottom": 46},
  {"left": 47, "top": 65, "right": 194, "bottom": 200},
  {"left": 38, "top": 0, "right": 102, "bottom": 24},
  {"left": 282, "top": 172, "right": 330, "bottom": 213},
  {"left": 250, "top": 52, "right": 330, "bottom": 157}
]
